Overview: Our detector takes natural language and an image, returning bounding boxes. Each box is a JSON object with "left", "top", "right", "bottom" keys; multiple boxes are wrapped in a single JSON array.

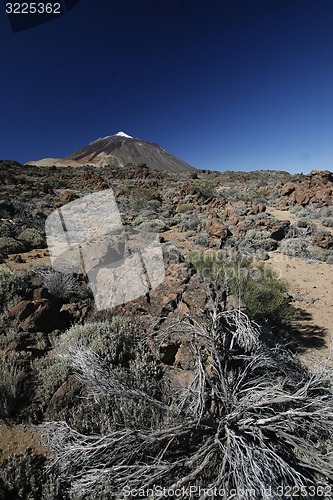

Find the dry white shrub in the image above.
[{"left": 40, "top": 289, "right": 333, "bottom": 499}]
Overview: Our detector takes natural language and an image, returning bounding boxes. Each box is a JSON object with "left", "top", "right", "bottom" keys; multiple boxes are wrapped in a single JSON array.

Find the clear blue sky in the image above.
[{"left": 0, "top": 0, "right": 332, "bottom": 173}]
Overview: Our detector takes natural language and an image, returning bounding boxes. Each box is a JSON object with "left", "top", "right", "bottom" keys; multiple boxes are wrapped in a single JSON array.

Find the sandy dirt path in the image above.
[{"left": 266, "top": 251, "right": 333, "bottom": 368}]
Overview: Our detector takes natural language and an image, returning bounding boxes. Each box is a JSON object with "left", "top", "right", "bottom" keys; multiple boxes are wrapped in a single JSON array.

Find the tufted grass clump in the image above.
[{"left": 34, "top": 268, "right": 89, "bottom": 301}]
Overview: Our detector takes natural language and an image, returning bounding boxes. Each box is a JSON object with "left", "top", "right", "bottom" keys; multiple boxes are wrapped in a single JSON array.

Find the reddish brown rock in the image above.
[
  {"left": 281, "top": 170, "right": 333, "bottom": 206},
  {"left": 270, "top": 220, "right": 290, "bottom": 241},
  {"left": 312, "top": 232, "right": 333, "bottom": 250},
  {"left": 295, "top": 191, "right": 310, "bottom": 206},
  {"left": 16, "top": 299, "right": 65, "bottom": 333},
  {"left": 10, "top": 301, "right": 35, "bottom": 321},
  {"left": 59, "top": 190, "right": 78, "bottom": 203},
  {"left": 206, "top": 220, "right": 229, "bottom": 240},
  {"left": 280, "top": 183, "right": 296, "bottom": 196},
  {"left": 45, "top": 376, "right": 83, "bottom": 417}
]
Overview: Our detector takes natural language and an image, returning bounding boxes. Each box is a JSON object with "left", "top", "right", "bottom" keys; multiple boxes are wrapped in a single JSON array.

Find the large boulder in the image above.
[{"left": 280, "top": 170, "right": 333, "bottom": 206}]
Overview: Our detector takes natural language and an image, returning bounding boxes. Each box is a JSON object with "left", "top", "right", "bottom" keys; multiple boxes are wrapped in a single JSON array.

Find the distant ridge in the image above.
[{"left": 26, "top": 132, "right": 196, "bottom": 172}]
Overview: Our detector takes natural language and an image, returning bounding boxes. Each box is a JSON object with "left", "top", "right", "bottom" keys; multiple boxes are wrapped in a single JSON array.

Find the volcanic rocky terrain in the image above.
[{"left": 0, "top": 150, "right": 332, "bottom": 497}]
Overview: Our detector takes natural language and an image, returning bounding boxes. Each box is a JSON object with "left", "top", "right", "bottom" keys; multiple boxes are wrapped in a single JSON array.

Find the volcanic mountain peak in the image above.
[
  {"left": 89, "top": 132, "right": 134, "bottom": 144},
  {"left": 26, "top": 133, "right": 196, "bottom": 172}
]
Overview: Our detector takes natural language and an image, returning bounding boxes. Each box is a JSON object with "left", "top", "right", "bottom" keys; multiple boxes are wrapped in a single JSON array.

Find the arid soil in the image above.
[
  {"left": 262, "top": 207, "right": 333, "bottom": 368},
  {"left": 0, "top": 420, "right": 46, "bottom": 463},
  {"left": 267, "top": 252, "right": 333, "bottom": 368}
]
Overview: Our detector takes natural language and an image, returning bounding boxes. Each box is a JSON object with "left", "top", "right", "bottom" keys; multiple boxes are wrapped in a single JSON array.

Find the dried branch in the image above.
[{"left": 40, "top": 295, "right": 333, "bottom": 499}]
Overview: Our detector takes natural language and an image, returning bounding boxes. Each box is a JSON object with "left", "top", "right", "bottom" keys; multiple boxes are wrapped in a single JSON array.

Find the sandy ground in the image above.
[
  {"left": 0, "top": 421, "right": 46, "bottom": 463},
  {"left": 0, "top": 249, "right": 51, "bottom": 272},
  {"left": 266, "top": 207, "right": 297, "bottom": 225},
  {"left": 266, "top": 251, "right": 333, "bottom": 368}
]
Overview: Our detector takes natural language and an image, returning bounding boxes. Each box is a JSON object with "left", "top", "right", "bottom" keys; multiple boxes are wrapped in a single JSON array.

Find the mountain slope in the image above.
[{"left": 27, "top": 132, "right": 196, "bottom": 172}]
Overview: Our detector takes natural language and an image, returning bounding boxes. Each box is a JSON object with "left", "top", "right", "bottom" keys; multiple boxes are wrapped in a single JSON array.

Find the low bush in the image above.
[
  {"left": 34, "top": 317, "right": 165, "bottom": 433},
  {"left": 243, "top": 229, "right": 278, "bottom": 252},
  {"left": 0, "top": 355, "right": 25, "bottom": 419},
  {"left": 322, "top": 217, "right": 333, "bottom": 228},
  {"left": 320, "top": 207, "right": 333, "bottom": 218},
  {"left": 181, "top": 213, "right": 201, "bottom": 231},
  {"left": 189, "top": 250, "right": 295, "bottom": 325},
  {"left": 33, "top": 354, "right": 70, "bottom": 414},
  {"left": 0, "top": 269, "right": 29, "bottom": 314},
  {"left": 194, "top": 231, "right": 209, "bottom": 247},
  {"left": 0, "top": 452, "right": 63, "bottom": 499},
  {"left": 138, "top": 218, "right": 169, "bottom": 232},
  {"left": 34, "top": 268, "right": 89, "bottom": 301},
  {"left": 297, "top": 217, "right": 310, "bottom": 228},
  {"left": 279, "top": 238, "right": 308, "bottom": 259},
  {"left": 40, "top": 298, "right": 333, "bottom": 499},
  {"left": 0, "top": 236, "right": 27, "bottom": 254},
  {"left": 177, "top": 203, "right": 194, "bottom": 213},
  {"left": 280, "top": 238, "right": 333, "bottom": 262},
  {"left": 192, "top": 179, "right": 218, "bottom": 199},
  {"left": 17, "top": 228, "right": 45, "bottom": 249}
]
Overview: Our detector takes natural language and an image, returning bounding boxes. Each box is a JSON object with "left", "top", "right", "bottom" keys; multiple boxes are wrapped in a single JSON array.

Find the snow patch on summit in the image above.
[
  {"left": 115, "top": 131, "right": 133, "bottom": 138},
  {"left": 89, "top": 132, "right": 134, "bottom": 144}
]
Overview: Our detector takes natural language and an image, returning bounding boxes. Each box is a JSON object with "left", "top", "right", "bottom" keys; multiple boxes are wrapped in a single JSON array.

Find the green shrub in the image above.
[
  {"left": 177, "top": 203, "right": 194, "bottom": 213},
  {"left": 17, "top": 228, "right": 45, "bottom": 249},
  {"left": 0, "top": 269, "right": 29, "bottom": 313},
  {"left": 130, "top": 188, "right": 161, "bottom": 209},
  {"left": 189, "top": 250, "right": 295, "bottom": 325},
  {"left": 181, "top": 213, "right": 201, "bottom": 231},
  {"left": 320, "top": 207, "right": 333, "bottom": 218},
  {"left": 33, "top": 354, "right": 70, "bottom": 412},
  {"left": 194, "top": 231, "right": 209, "bottom": 247},
  {"left": 242, "top": 265, "right": 294, "bottom": 323},
  {"left": 322, "top": 217, "right": 333, "bottom": 228},
  {"left": 145, "top": 199, "right": 162, "bottom": 210},
  {"left": 243, "top": 229, "right": 278, "bottom": 251},
  {"left": 57, "top": 317, "right": 139, "bottom": 365},
  {"left": 0, "top": 236, "right": 27, "bottom": 254},
  {"left": 0, "top": 452, "right": 63, "bottom": 499},
  {"left": 35, "top": 268, "right": 89, "bottom": 300},
  {"left": 280, "top": 238, "right": 333, "bottom": 262},
  {"left": 138, "top": 219, "right": 169, "bottom": 232},
  {"left": 296, "top": 217, "right": 310, "bottom": 228},
  {"left": 34, "top": 317, "right": 165, "bottom": 433},
  {"left": 41, "top": 302, "right": 333, "bottom": 499},
  {"left": 279, "top": 238, "right": 308, "bottom": 258},
  {"left": 0, "top": 355, "right": 25, "bottom": 418},
  {"left": 192, "top": 179, "right": 218, "bottom": 199}
]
